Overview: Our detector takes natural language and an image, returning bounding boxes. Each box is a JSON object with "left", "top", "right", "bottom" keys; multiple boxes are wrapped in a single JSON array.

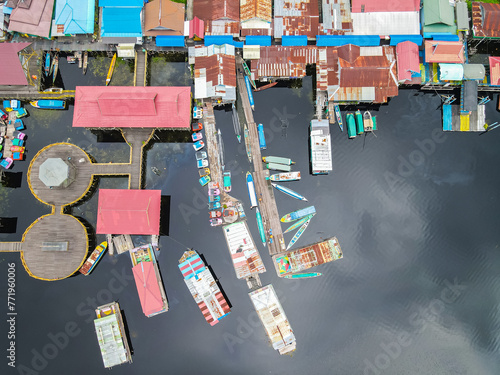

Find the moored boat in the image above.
[
  {"left": 244, "top": 124, "right": 252, "bottom": 163},
  {"left": 266, "top": 162, "right": 291, "bottom": 172},
  {"left": 83, "top": 51, "right": 88, "bottom": 75},
  {"left": 346, "top": 113, "right": 356, "bottom": 139},
  {"left": 281, "top": 206, "right": 316, "bottom": 223},
  {"left": 269, "top": 171, "right": 301, "bottom": 182},
  {"left": 52, "top": 55, "right": 59, "bottom": 84},
  {"left": 257, "top": 123, "right": 266, "bottom": 150},
  {"left": 363, "top": 111, "right": 374, "bottom": 132},
  {"left": 30, "top": 100, "right": 66, "bottom": 109},
  {"left": 223, "top": 171, "right": 231, "bottom": 193},
  {"left": 178, "top": 250, "right": 231, "bottom": 326},
  {"left": 231, "top": 104, "right": 241, "bottom": 143},
  {"left": 335, "top": 104, "right": 343, "bottom": 132},
  {"left": 246, "top": 172, "right": 258, "bottom": 209},
  {"left": 284, "top": 272, "right": 322, "bottom": 279},
  {"left": 284, "top": 213, "right": 315, "bottom": 233},
  {"left": 244, "top": 75, "right": 255, "bottom": 110},
  {"left": 355, "top": 109, "right": 364, "bottom": 134},
  {"left": 286, "top": 218, "right": 311, "bottom": 250},
  {"left": 80, "top": 241, "right": 107, "bottom": 276},
  {"left": 262, "top": 156, "right": 295, "bottom": 165},
  {"left": 254, "top": 81, "right": 277, "bottom": 92},
  {"left": 44, "top": 52, "right": 50, "bottom": 76},
  {"left": 106, "top": 53, "right": 117, "bottom": 86},
  {"left": 271, "top": 183, "right": 307, "bottom": 201},
  {"left": 256, "top": 207, "right": 266, "bottom": 247}
]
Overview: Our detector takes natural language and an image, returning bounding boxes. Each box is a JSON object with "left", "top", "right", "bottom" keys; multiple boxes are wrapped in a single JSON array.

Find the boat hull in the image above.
[
  {"left": 284, "top": 214, "right": 315, "bottom": 233},
  {"left": 281, "top": 206, "right": 316, "bottom": 223},
  {"left": 266, "top": 163, "right": 291, "bottom": 172},
  {"left": 335, "top": 105, "right": 343, "bottom": 131},
  {"left": 256, "top": 208, "right": 266, "bottom": 247},
  {"left": 80, "top": 241, "right": 107, "bottom": 275},
  {"left": 286, "top": 219, "right": 311, "bottom": 250},
  {"left": 355, "top": 110, "right": 364, "bottom": 134},
  {"left": 269, "top": 172, "right": 301, "bottom": 181},
  {"left": 284, "top": 272, "right": 322, "bottom": 279},
  {"left": 346, "top": 113, "right": 356, "bottom": 138},
  {"left": 106, "top": 53, "right": 117, "bottom": 86},
  {"left": 257, "top": 123, "right": 266, "bottom": 150},
  {"left": 271, "top": 183, "right": 307, "bottom": 201},
  {"left": 30, "top": 100, "right": 66, "bottom": 109},
  {"left": 245, "top": 76, "right": 255, "bottom": 109},
  {"left": 262, "top": 156, "right": 294, "bottom": 165},
  {"left": 246, "top": 172, "right": 258, "bottom": 209}
]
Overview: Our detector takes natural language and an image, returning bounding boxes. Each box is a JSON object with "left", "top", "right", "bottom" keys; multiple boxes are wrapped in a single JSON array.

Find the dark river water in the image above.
[{"left": 1, "top": 56, "right": 500, "bottom": 375}]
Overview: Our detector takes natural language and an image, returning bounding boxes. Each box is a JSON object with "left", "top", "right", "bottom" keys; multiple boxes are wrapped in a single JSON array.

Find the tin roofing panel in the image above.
[
  {"left": 472, "top": 2, "right": 500, "bottom": 38},
  {"left": 240, "top": 0, "right": 272, "bottom": 23},
  {"left": 193, "top": 0, "right": 239, "bottom": 22},
  {"left": 8, "top": 0, "right": 55, "bottom": 38},
  {"left": 144, "top": 0, "right": 185, "bottom": 36},
  {"left": 0, "top": 42, "right": 31, "bottom": 85},
  {"left": 321, "top": 0, "right": 352, "bottom": 34},
  {"left": 396, "top": 41, "right": 420, "bottom": 82},
  {"left": 351, "top": 0, "right": 419, "bottom": 13},
  {"left": 351, "top": 12, "right": 420, "bottom": 35},
  {"left": 489, "top": 56, "right": 500, "bottom": 85},
  {"left": 424, "top": 41, "right": 465, "bottom": 64}
]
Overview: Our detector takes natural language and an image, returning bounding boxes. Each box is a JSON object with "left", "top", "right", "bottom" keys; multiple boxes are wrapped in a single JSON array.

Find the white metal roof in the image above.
[{"left": 352, "top": 11, "right": 420, "bottom": 35}]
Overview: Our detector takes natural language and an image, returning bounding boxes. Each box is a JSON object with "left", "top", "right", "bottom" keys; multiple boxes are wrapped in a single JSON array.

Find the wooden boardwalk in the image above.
[
  {"left": 236, "top": 58, "right": 286, "bottom": 256},
  {"left": 134, "top": 49, "right": 147, "bottom": 87}
]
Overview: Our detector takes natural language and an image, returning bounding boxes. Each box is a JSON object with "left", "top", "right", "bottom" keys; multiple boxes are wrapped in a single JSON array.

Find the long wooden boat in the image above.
[
  {"left": 266, "top": 163, "right": 291, "bottom": 172},
  {"left": 346, "top": 113, "right": 356, "bottom": 139},
  {"left": 262, "top": 156, "right": 295, "bottom": 165},
  {"left": 335, "top": 105, "right": 343, "bottom": 132},
  {"left": 83, "top": 51, "right": 88, "bottom": 75},
  {"left": 363, "top": 111, "right": 374, "bottom": 132},
  {"left": 49, "top": 53, "right": 56, "bottom": 76},
  {"left": 244, "top": 124, "right": 252, "bottom": 163},
  {"left": 271, "top": 183, "right": 307, "bottom": 201},
  {"left": 231, "top": 104, "right": 241, "bottom": 143},
  {"left": 284, "top": 214, "right": 315, "bottom": 233},
  {"left": 355, "top": 110, "right": 364, "bottom": 134},
  {"left": 76, "top": 51, "right": 82, "bottom": 68},
  {"left": 286, "top": 218, "right": 311, "bottom": 250},
  {"left": 281, "top": 206, "right": 316, "bottom": 223},
  {"left": 269, "top": 171, "right": 301, "bottom": 182},
  {"left": 244, "top": 76, "right": 255, "bottom": 110},
  {"left": 44, "top": 52, "right": 50, "bottom": 76},
  {"left": 257, "top": 123, "right": 266, "bottom": 150},
  {"left": 256, "top": 207, "right": 266, "bottom": 247},
  {"left": 242, "top": 60, "right": 256, "bottom": 89},
  {"left": 178, "top": 250, "right": 231, "bottom": 326},
  {"left": 30, "top": 100, "right": 66, "bottom": 109},
  {"left": 106, "top": 53, "right": 117, "bottom": 86},
  {"left": 80, "top": 241, "right": 107, "bottom": 275},
  {"left": 254, "top": 81, "right": 277, "bottom": 92},
  {"left": 284, "top": 272, "right": 322, "bottom": 279},
  {"left": 246, "top": 172, "right": 258, "bottom": 209},
  {"left": 52, "top": 55, "right": 59, "bottom": 84}
]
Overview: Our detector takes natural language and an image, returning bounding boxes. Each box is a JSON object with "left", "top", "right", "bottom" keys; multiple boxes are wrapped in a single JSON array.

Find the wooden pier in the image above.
[
  {"left": 134, "top": 49, "right": 147, "bottom": 87},
  {"left": 236, "top": 57, "right": 286, "bottom": 256}
]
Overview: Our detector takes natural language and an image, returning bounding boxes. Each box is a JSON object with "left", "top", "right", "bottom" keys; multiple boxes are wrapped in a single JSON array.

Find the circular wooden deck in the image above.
[
  {"left": 28, "top": 143, "right": 93, "bottom": 207},
  {"left": 21, "top": 213, "right": 88, "bottom": 280}
]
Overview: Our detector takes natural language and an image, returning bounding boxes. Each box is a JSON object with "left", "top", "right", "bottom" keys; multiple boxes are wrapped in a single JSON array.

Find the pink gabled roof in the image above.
[
  {"left": 351, "top": 0, "right": 419, "bottom": 13},
  {"left": 189, "top": 16, "right": 205, "bottom": 38},
  {"left": 424, "top": 41, "right": 465, "bottom": 64},
  {"left": 489, "top": 56, "right": 500, "bottom": 85},
  {"left": 396, "top": 41, "right": 420, "bottom": 82},
  {"left": 8, "top": 0, "right": 55, "bottom": 38},
  {"left": 0, "top": 43, "right": 31, "bottom": 85},
  {"left": 72, "top": 86, "right": 191, "bottom": 129},
  {"left": 96, "top": 189, "right": 162, "bottom": 235},
  {"left": 132, "top": 262, "right": 164, "bottom": 317}
]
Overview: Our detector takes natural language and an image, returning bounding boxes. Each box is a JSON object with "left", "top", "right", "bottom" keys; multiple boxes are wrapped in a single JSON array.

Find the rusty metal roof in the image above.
[
  {"left": 193, "top": 0, "right": 239, "bottom": 22},
  {"left": 251, "top": 46, "right": 318, "bottom": 79},
  {"left": 274, "top": 0, "right": 320, "bottom": 38},
  {"left": 240, "top": 0, "right": 272, "bottom": 23},
  {"left": 205, "top": 20, "right": 240, "bottom": 36},
  {"left": 472, "top": 2, "right": 500, "bottom": 38},
  {"left": 320, "top": 0, "right": 352, "bottom": 35}
]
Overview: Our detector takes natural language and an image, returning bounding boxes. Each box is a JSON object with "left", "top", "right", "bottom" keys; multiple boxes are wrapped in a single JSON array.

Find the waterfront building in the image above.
[
  {"left": 96, "top": 189, "right": 162, "bottom": 236},
  {"left": 251, "top": 46, "right": 317, "bottom": 80},
  {"left": 489, "top": 57, "right": 500, "bottom": 85},
  {"left": 319, "top": 0, "right": 352, "bottom": 35},
  {"left": 396, "top": 41, "right": 421, "bottom": 84},
  {"left": 456, "top": 1, "right": 469, "bottom": 33},
  {"left": 472, "top": 2, "right": 500, "bottom": 38},
  {"left": 52, "top": 0, "right": 95, "bottom": 36},
  {"left": 273, "top": 0, "right": 320, "bottom": 40},
  {"left": 0, "top": 42, "right": 32, "bottom": 87},
  {"left": 144, "top": 0, "right": 185, "bottom": 47},
  {"left": 99, "top": 0, "right": 143, "bottom": 44},
  {"left": 191, "top": 44, "right": 237, "bottom": 103},
  {"left": 193, "top": 0, "right": 240, "bottom": 36},
  {"left": 7, "top": 0, "right": 55, "bottom": 38},
  {"left": 351, "top": 0, "right": 420, "bottom": 36},
  {"left": 422, "top": 0, "right": 457, "bottom": 38},
  {"left": 72, "top": 86, "right": 192, "bottom": 129},
  {"left": 424, "top": 41, "right": 465, "bottom": 64},
  {"left": 240, "top": 0, "right": 272, "bottom": 36},
  {"left": 249, "top": 285, "right": 296, "bottom": 355}
]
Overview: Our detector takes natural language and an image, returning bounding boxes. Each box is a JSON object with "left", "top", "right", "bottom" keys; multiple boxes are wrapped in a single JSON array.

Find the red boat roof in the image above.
[{"left": 132, "top": 262, "right": 165, "bottom": 317}]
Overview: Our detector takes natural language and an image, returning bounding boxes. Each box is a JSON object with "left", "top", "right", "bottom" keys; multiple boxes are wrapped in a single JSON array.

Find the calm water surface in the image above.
[{"left": 1, "top": 58, "right": 500, "bottom": 375}]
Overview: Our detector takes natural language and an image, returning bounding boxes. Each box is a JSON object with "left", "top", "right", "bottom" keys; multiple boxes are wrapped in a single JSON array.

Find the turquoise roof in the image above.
[
  {"left": 423, "top": 0, "right": 457, "bottom": 35},
  {"left": 55, "top": 0, "right": 95, "bottom": 34},
  {"left": 101, "top": 7, "right": 142, "bottom": 37},
  {"left": 100, "top": 0, "right": 143, "bottom": 6}
]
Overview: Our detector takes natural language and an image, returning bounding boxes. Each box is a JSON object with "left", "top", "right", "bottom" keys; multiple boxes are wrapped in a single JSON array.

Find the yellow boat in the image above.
[{"left": 106, "top": 53, "right": 116, "bottom": 86}]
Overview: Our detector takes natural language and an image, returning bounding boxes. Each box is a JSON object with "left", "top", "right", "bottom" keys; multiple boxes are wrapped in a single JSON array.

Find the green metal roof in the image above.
[
  {"left": 423, "top": 0, "right": 457, "bottom": 34},
  {"left": 456, "top": 2, "right": 469, "bottom": 31}
]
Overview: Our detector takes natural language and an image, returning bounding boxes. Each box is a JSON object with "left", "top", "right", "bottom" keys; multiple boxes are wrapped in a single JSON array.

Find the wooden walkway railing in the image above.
[{"left": 0, "top": 242, "right": 23, "bottom": 252}]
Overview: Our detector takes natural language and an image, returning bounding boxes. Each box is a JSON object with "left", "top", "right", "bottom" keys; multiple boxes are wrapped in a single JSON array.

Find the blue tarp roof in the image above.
[
  {"left": 245, "top": 36, "right": 271, "bottom": 46},
  {"left": 316, "top": 35, "right": 380, "bottom": 47},
  {"left": 431, "top": 34, "right": 460, "bottom": 41},
  {"left": 55, "top": 0, "right": 95, "bottom": 34},
  {"left": 282, "top": 35, "right": 308, "bottom": 46},
  {"left": 204, "top": 35, "right": 243, "bottom": 48},
  {"left": 99, "top": 0, "right": 143, "bottom": 6},
  {"left": 156, "top": 36, "right": 185, "bottom": 47},
  {"left": 101, "top": 7, "right": 142, "bottom": 37},
  {"left": 390, "top": 35, "right": 423, "bottom": 46},
  {"left": 442, "top": 104, "right": 452, "bottom": 131}
]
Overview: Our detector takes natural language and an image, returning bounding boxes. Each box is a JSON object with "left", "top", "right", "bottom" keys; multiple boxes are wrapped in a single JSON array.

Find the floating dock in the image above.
[
  {"left": 273, "top": 236, "right": 343, "bottom": 277},
  {"left": 249, "top": 284, "right": 296, "bottom": 355},
  {"left": 310, "top": 119, "right": 332, "bottom": 175},
  {"left": 94, "top": 302, "right": 132, "bottom": 369}
]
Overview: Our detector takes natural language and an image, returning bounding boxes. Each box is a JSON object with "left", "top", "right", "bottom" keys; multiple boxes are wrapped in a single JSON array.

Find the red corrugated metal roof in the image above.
[
  {"left": 193, "top": 0, "right": 239, "bottom": 22},
  {"left": 8, "top": 0, "right": 55, "bottom": 38},
  {"left": 72, "top": 86, "right": 191, "bottom": 129},
  {"left": 424, "top": 41, "right": 465, "bottom": 64},
  {"left": 472, "top": 2, "right": 500, "bottom": 38},
  {"left": 351, "top": 0, "right": 419, "bottom": 13},
  {"left": 96, "top": 189, "right": 162, "bottom": 235},
  {"left": 489, "top": 56, "right": 500, "bottom": 85},
  {"left": 251, "top": 46, "right": 317, "bottom": 79},
  {"left": 0, "top": 43, "right": 31, "bottom": 85},
  {"left": 195, "top": 53, "right": 236, "bottom": 87},
  {"left": 396, "top": 41, "right": 420, "bottom": 82},
  {"left": 189, "top": 17, "right": 205, "bottom": 39},
  {"left": 132, "top": 262, "right": 165, "bottom": 317}
]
